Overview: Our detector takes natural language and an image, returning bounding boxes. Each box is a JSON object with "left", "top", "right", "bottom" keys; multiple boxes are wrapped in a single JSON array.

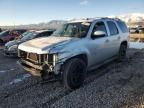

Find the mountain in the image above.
[
  {"left": 1, "top": 13, "right": 144, "bottom": 29},
  {"left": 0, "top": 20, "right": 67, "bottom": 30},
  {"left": 115, "top": 13, "right": 144, "bottom": 27},
  {"left": 48, "top": 20, "right": 66, "bottom": 25},
  {"left": 117, "top": 13, "right": 144, "bottom": 22}
]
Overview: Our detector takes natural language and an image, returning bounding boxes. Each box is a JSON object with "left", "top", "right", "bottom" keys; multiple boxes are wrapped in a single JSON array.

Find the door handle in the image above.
[
  {"left": 117, "top": 36, "right": 121, "bottom": 40},
  {"left": 105, "top": 39, "right": 109, "bottom": 43}
]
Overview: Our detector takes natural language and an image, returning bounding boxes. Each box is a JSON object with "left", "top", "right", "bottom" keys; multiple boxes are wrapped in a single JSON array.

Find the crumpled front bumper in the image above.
[
  {"left": 18, "top": 58, "right": 62, "bottom": 78},
  {"left": 18, "top": 59, "right": 43, "bottom": 76}
]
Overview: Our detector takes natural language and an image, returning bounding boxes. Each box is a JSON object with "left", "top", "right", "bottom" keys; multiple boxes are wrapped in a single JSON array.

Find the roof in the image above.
[
  {"left": 28, "top": 29, "right": 53, "bottom": 33},
  {"left": 35, "top": 30, "right": 53, "bottom": 33},
  {"left": 69, "top": 19, "right": 94, "bottom": 23}
]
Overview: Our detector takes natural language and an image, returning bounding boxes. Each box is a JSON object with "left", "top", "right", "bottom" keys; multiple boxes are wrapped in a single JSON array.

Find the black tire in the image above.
[
  {"left": 118, "top": 44, "right": 127, "bottom": 61},
  {"left": 63, "top": 58, "right": 87, "bottom": 90}
]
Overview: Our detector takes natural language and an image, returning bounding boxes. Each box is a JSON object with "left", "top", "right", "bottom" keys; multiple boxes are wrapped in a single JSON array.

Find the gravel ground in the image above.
[{"left": 0, "top": 47, "right": 144, "bottom": 108}]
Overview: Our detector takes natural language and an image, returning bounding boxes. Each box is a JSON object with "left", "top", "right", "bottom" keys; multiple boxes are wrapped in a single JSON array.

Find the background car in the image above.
[
  {"left": 0, "top": 28, "right": 2, "bottom": 33},
  {"left": 4, "top": 29, "right": 54, "bottom": 56},
  {"left": 0, "top": 29, "right": 27, "bottom": 44},
  {"left": 129, "top": 28, "right": 139, "bottom": 33},
  {"left": 129, "top": 27, "right": 144, "bottom": 33}
]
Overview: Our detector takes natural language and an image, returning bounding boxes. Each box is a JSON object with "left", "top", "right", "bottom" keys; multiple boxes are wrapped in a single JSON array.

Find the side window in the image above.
[
  {"left": 35, "top": 33, "right": 41, "bottom": 38},
  {"left": 92, "top": 21, "right": 107, "bottom": 37},
  {"left": 36, "top": 32, "right": 46, "bottom": 38},
  {"left": 44, "top": 31, "right": 53, "bottom": 36},
  {"left": 4, "top": 31, "right": 9, "bottom": 35},
  {"left": 47, "top": 31, "right": 53, "bottom": 36},
  {"left": 117, "top": 21, "right": 129, "bottom": 33},
  {"left": 40, "top": 32, "right": 47, "bottom": 37},
  {"left": 107, "top": 21, "right": 119, "bottom": 35}
]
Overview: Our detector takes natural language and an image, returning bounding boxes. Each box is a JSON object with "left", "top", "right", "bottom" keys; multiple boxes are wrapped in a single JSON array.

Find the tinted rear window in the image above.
[
  {"left": 107, "top": 21, "right": 119, "bottom": 35},
  {"left": 117, "top": 21, "right": 128, "bottom": 33}
]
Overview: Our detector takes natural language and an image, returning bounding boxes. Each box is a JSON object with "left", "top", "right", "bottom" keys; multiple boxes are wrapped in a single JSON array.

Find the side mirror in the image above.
[{"left": 92, "top": 31, "right": 106, "bottom": 39}]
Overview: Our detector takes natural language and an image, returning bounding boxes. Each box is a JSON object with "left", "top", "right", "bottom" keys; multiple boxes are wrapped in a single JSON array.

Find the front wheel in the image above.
[{"left": 63, "top": 58, "right": 87, "bottom": 90}]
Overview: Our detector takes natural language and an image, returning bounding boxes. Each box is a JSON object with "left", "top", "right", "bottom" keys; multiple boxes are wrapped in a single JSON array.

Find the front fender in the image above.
[{"left": 58, "top": 48, "right": 90, "bottom": 64}]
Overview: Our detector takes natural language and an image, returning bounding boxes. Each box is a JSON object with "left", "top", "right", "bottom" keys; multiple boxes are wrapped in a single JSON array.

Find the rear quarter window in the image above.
[{"left": 117, "top": 21, "right": 129, "bottom": 33}]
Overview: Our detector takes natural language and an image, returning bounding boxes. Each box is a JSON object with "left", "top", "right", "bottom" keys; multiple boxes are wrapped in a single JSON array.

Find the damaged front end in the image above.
[{"left": 18, "top": 49, "right": 63, "bottom": 80}]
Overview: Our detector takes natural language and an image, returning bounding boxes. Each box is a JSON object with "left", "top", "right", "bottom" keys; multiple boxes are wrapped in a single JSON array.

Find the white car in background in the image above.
[{"left": 4, "top": 30, "right": 54, "bottom": 56}]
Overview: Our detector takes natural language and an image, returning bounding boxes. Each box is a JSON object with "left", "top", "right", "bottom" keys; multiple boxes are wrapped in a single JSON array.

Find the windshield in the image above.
[
  {"left": 20, "top": 31, "right": 38, "bottom": 40},
  {"left": 0, "top": 30, "right": 9, "bottom": 36},
  {"left": 52, "top": 22, "right": 91, "bottom": 38}
]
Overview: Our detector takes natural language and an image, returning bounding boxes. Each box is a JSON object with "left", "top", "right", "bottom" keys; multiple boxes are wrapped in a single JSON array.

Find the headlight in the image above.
[
  {"left": 53, "top": 53, "right": 59, "bottom": 65},
  {"left": 8, "top": 45, "right": 18, "bottom": 51}
]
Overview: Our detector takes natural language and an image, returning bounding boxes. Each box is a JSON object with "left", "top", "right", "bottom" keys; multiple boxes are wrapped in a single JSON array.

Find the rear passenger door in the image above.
[{"left": 106, "top": 21, "right": 121, "bottom": 57}]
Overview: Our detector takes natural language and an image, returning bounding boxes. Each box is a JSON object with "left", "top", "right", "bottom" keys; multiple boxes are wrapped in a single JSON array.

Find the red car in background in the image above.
[{"left": 0, "top": 29, "right": 27, "bottom": 44}]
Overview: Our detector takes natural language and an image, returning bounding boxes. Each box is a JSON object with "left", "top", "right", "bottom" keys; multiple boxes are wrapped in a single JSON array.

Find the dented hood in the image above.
[{"left": 18, "top": 36, "right": 74, "bottom": 54}]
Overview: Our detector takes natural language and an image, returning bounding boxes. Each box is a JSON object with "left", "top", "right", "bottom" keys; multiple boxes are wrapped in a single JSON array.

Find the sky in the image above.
[{"left": 0, "top": 0, "right": 144, "bottom": 26}]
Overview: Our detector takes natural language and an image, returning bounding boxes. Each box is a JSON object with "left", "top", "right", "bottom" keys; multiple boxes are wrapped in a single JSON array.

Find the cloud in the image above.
[{"left": 80, "top": 0, "right": 88, "bottom": 5}]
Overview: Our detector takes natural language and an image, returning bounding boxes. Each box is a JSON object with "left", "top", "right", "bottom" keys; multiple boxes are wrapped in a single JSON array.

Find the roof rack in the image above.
[
  {"left": 101, "top": 17, "right": 121, "bottom": 20},
  {"left": 69, "top": 17, "right": 122, "bottom": 23},
  {"left": 88, "top": 17, "right": 122, "bottom": 21}
]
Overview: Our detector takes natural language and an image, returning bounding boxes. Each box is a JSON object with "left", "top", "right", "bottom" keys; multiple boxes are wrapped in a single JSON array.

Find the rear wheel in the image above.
[
  {"left": 118, "top": 44, "right": 127, "bottom": 61},
  {"left": 63, "top": 58, "right": 87, "bottom": 90}
]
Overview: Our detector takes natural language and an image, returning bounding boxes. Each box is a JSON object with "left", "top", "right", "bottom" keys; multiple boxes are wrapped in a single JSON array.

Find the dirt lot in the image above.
[{"left": 0, "top": 47, "right": 144, "bottom": 108}]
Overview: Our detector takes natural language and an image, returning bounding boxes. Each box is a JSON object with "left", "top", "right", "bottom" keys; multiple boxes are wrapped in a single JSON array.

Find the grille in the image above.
[
  {"left": 19, "top": 50, "right": 27, "bottom": 58},
  {"left": 48, "top": 54, "right": 53, "bottom": 64},
  {"left": 27, "top": 53, "right": 38, "bottom": 62},
  {"left": 19, "top": 50, "right": 54, "bottom": 64}
]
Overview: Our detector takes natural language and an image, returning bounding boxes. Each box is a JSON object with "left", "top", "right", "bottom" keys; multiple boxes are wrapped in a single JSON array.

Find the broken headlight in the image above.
[{"left": 8, "top": 45, "right": 18, "bottom": 51}]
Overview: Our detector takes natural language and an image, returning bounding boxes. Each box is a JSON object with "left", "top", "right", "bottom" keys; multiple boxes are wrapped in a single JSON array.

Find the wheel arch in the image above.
[
  {"left": 64, "top": 53, "right": 88, "bottom": 66},
  {"left": 121, "top": 41, "right": 128, "bottom": 48}
]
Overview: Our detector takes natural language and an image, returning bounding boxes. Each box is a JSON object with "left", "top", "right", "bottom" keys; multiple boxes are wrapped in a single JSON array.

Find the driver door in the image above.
[{"left": 88, "top": 21, "right": 111, "bottom": 67}]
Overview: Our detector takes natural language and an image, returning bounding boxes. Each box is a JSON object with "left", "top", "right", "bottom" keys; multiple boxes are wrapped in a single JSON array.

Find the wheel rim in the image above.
[
  {"left": 120, "top": 45, "right": 126, "bottom": 57},
  {"left": 71, "top": 63, "right": 84, "bottom": 85}
]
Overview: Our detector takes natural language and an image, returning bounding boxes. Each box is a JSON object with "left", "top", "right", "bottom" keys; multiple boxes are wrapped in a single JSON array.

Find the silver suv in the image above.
[{"left": 18, "top": 18, "right": 129, "bottom": 90}]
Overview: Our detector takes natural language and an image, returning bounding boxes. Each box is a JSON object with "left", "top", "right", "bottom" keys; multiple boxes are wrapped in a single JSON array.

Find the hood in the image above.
[
  {"left": 5, "top": 39, "right": 22, "bottom": 47},
  {"left": 18, "top": 36, "right": 75, "bottom": 54}
]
